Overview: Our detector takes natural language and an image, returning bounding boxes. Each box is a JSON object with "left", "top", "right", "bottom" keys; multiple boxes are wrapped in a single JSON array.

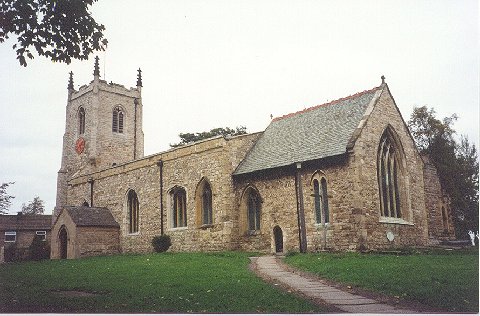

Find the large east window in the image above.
[{"left": 378, "top": 128, "right": 402, "bottom": 218}]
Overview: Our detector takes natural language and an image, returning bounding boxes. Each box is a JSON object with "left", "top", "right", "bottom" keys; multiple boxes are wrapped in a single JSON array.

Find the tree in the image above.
[
  {"left": 408, "top": 106, "right": 457, "bottom": 152},
  {"left": 170, "top": 126, "right": 247, "bottom": 147},
  {"left": 21, "top": 196, "right": 45, "bottom": 215},
  {"left": 0, "top": 0, "right": 107, "bottom": 66},
  {"left": 0, "top": 182, "right": 15, "bottom": 214},
  {"left": 408, "top": 106, "right": 479, "bottom": 237}
]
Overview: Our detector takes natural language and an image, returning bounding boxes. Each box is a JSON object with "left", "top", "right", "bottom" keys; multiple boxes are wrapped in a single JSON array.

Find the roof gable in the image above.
[
  {"left": 0, "top": 214, "right": 52, "bottom": 230},
  {"left": 234, "top": 85, "right": 383, "bottom": 175}
]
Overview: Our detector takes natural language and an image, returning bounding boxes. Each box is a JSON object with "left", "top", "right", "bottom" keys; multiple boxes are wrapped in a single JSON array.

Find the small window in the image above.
[
  {"left": 313, "top": 177, "right": 329, "bottom": 224},
  {"left": 112, "top": 106, "right": 124, "bottom": 133},
  {"left": 78, "top": 107, "right": 86, "bottom": 134},
  {"left": 171, "top": 187, "right": 187, "bottom": 228},
  {"left": 321, "top": 178, "right": 329, "bottom": 224},
  {"left": 36, "top": 231, "right": 47, "bottom": 241},
  {"left": 202, "top": 182, "right": 213, "bottom": 225},
  {"left": 5, "top": 231, "right": 16, "bottom": 242}
]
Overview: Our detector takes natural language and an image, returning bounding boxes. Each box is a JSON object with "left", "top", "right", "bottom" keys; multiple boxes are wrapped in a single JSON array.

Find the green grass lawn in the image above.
[
  {"left": 284, "top": 248, "right": 479, "bottom": 313},
  {"left": 0, "top": 252, "right": 323, "bottom": 313}
]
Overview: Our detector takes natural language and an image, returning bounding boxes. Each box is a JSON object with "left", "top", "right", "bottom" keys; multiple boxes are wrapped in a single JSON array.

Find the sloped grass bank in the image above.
[
  {"left": 284, "top": 248, "right": 479, "bottom": 313},
  {"left": 0, "top": 252, "right": 322, "bottom": 313}
]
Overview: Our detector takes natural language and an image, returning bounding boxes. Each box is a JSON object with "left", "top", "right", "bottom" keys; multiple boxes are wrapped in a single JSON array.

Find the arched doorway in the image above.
[
  {"left": 273, "top": 226, "right": 283, "bottom": 253},
  {"left": 59, "top": 226, "right": 68, "bottom": 259}
]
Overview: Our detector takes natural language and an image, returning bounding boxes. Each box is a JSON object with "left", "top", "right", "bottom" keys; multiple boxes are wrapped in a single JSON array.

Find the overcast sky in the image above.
[{"left": 0, "top": 0, "right": 478, "bottom": 215}]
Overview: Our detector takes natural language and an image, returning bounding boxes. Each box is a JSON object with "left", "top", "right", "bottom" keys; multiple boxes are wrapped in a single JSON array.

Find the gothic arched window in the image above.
[
  {"left": 112, "top": 106, "right": 124, "bottom": 133},
  {"left": 247, "top": 189, "right": 261, "bottom": 231},
  {"left": 313, "top": 178, "right": 330, "bottom": 224},
  {"left": 78, "top": 107, "right": 85, "bottom": 134},
  {"left": 377, "top": 128, "right": 402, "bottom": 218},
  {"left": 127, "top": 189, "right": 139, "bottom": 233},
  {"left": 171, "top": 187, "right": 187, "bottom": 228},
  {"left": 201, "top": 182, "right": 213, "bottom": 225}
]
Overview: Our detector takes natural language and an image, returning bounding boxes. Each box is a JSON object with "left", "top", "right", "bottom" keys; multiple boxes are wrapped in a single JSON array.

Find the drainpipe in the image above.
[
  {"left": 294, "top": 162, "right": 307, "bottom": 253},
  {"left": 87, "top": 178, "right": 94, "bottom": 207},
  {"left": 156, "top": 160, "right": 164, "bottom": 235},
  {"left": 133, "top": 98, "right": 138, "bottom": 160}
]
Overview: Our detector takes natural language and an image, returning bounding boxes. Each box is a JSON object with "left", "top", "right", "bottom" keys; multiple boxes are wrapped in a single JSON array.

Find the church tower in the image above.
[{"left": 55, "top": 57, "right": 144, "bottom": 212}]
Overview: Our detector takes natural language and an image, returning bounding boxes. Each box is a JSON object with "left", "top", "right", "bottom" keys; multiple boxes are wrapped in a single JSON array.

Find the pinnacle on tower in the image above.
[
  {"left": 68, "top": 71, "right": 74, "bottom": 90},
  {"left": 136, "top": 68, "right": 143, "bottom": 87},
  {"left": 93, "top": 56, "right": 100, "bottom": 77},
  {"left": 381, "top": 75, "right": 386, "bottom": 85}
]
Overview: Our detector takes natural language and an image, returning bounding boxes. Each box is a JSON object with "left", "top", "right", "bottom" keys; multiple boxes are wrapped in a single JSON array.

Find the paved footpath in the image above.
[{"left": 252, "top": 256, "right": 418, "bottom": 314}]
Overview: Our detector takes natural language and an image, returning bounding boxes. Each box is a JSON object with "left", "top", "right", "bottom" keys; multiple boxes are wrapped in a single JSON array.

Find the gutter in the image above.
[{"left": 157, "top": 160, "right": 164, "bottom": 235}]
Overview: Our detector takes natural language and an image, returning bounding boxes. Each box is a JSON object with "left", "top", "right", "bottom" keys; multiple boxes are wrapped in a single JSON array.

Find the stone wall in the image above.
[
  {"left": 51, "top": 210, "right": 120, "bottom": 259},
  {"left": 59, "top": 83, "right": 433, "bottom": 255},
  {"left": 51, "top": 211, "right": 76, "bottom": 259},
  {"left": 56, "top": 78, "right": 143, "bottom": 215},
  {"left": 422, "top": 155, "right": 455, "bottom": 240},
  {"left": 66, "top": 133, "right": 260, "bottom": 253},
  {"left": 232, "top": 86, "right": 430, "bottom": 253},
  {"left": 347, "top": 86, "right": 429, "bottom": 249},
  {"left": 76, "top": 226, "right": 120, "bottom": 257}
]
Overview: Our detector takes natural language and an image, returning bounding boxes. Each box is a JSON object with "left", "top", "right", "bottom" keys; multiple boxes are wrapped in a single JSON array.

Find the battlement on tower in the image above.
[{"left": 72, "top": 80, "right": 141, "bottom": 100}]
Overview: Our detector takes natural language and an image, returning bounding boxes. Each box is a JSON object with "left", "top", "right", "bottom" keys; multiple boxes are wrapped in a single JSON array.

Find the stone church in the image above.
[{"left": 50, "top": 58, "right": 455, "bottom": 259}]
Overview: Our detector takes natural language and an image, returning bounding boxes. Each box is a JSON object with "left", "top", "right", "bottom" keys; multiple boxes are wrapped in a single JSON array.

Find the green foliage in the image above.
[
  {"left": 28, "top": 234, "right": 50, "bottom": 261},
  {"left": 408, "top": 106, "right": 479, "bottom": 236},
  {"left": 21, "top": 196, "right": 45, "bottom": 215},
  {"left": 0, "top": 0, "right": 107, "bottom": 66},
  {"left": 0, "top": 252, "right": 322, "bottom": 313},
  {"left": 408, "top": 106, "right": 457, "bottom": 152},
  {"left": 170, "top": 126, "right": 247, "bottom": 148},
  {"left": 151, "top": 235, "right": 171, "bottom": 253},
  {"left": 0, "top": 182, "right": 15, "bottom": 214},
  {"left": 284, "top": 250, "right": 479, "bottom": 313}
]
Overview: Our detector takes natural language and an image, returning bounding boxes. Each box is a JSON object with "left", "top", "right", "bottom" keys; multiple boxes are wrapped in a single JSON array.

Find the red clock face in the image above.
[{"left": 75, "top": 137, "right": 85, "bottom": 154}]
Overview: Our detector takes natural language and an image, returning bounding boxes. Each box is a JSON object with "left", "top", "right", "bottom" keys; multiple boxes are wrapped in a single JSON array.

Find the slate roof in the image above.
[
  {"left": 0, "top": 214, "right": 52, "bottom": 231},
  {"left": 63, "top": 206, "right": 119, "bottom": 228},
  {"left": 234, "top": 85, "right": 383, "bottom": 175}
]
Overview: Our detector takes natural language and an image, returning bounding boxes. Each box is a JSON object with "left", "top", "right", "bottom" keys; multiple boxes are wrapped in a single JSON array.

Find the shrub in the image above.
[
  {"left": 152, "top": 235, "right": 171, "bottom": 253},
  {"left": 4, "top": 243, "right": 20, "bottom": 262},
  {"left": 29, "top": 234, "right": 50, "bottom": 261}
]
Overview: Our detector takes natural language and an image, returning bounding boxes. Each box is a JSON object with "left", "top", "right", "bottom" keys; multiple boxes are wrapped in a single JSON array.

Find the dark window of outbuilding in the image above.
[
  {"left": 36, "top": 231, "right": 47, "bottom": 241},
  {"left": 5, "top": 231, "right": 16, "bottom": 242}
]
